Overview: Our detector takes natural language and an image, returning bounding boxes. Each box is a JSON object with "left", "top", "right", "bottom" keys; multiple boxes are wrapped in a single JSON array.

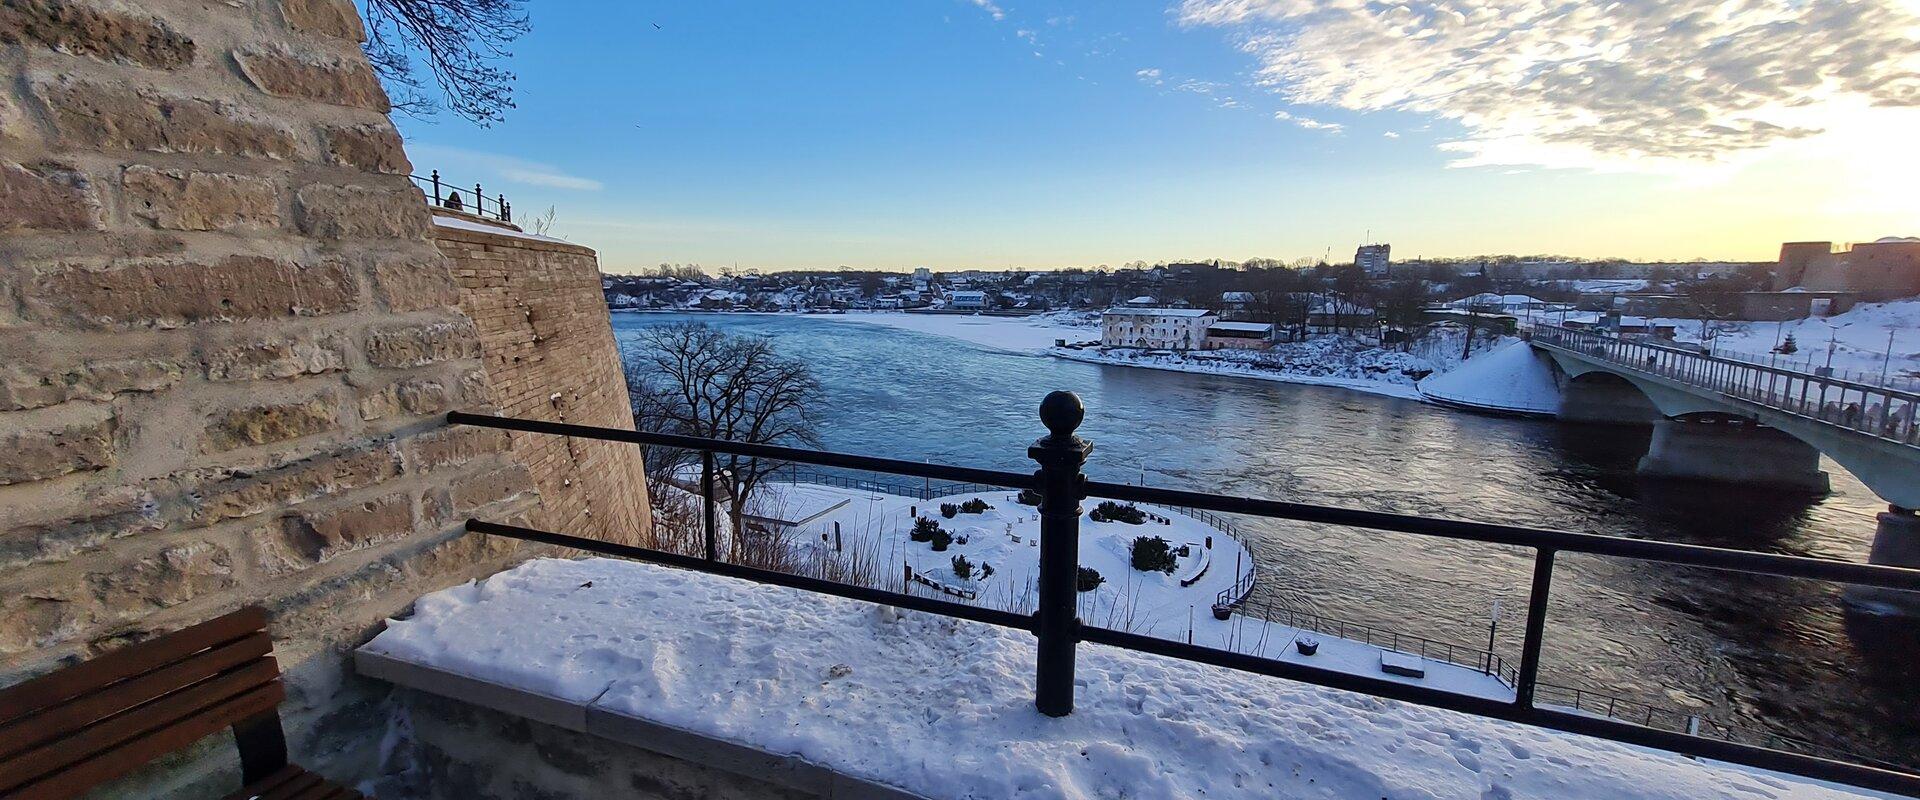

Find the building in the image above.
[
  {"left": 1102, "top": 308, "right": 1218, "bottom": 350},
  {"left": 1205, "top": 321, "right": 1275, "bottom": 350},
  {"left": 1124, "top": 295, "right": 1159, "bottom": 307},
  {"left": 1737, "top": 291, "right": 1856, "bottom": 321},
  {"left": 912, "top": 266, "right": 933, "bottom": 283},
  {"left": 949, "top": 290, "right": 987, "bottom": 310},
  {"left": 1776, "top": 238, "right": 1920, "bottom": 302},
  {"left": 1355, "top": 243, "right": 1391, "bottom": 276}
]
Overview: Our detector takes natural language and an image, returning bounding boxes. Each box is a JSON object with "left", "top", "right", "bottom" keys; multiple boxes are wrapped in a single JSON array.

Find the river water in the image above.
[{"left": 610, "top": 312, "right": 1918, "bottom": 766}]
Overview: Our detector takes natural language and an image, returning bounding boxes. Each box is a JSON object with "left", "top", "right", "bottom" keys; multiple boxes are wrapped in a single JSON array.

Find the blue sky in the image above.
[{"left": 394, "top": 0, "right": 1920, "bottom": 273}]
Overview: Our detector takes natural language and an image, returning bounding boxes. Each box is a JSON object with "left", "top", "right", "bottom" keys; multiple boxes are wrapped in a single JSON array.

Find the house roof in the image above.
[
  {"left": 1208, "top": 322, "right": 1273, "bottom": 333},
  {"left": 1103, "top": 307, "right": 1215, "bottom": 318}
]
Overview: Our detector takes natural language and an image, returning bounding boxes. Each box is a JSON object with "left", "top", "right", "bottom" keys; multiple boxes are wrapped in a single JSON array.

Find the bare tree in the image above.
[
  {"left": 360, "top": 0, "right": 530, "bottom": 125},
  {"left": 624, "top": 322, "right": 822, "bottom": 561}
]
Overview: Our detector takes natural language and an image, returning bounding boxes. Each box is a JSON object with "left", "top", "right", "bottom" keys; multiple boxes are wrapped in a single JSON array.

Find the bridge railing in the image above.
[{"left": 1531, "top": 325, "right": 1920, "bottom": 447}]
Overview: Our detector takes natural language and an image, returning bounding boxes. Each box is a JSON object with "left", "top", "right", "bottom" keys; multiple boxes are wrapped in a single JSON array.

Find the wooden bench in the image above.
[{"left": 0, "top": 606, "right": 368, "bottom": 800}]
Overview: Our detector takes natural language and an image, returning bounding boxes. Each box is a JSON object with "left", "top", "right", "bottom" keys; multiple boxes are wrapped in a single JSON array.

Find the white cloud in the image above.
[
  {"left": 1016, "top": 28, "right": 1038, "bottom": 43},
  {"left": 407, "top": 144, "right": 604, "bottom": 191},
  {"left": 1135, "top": 67, "right": 1164, "bottom": 86},
  {"left": 965, "top": 0, "right": 1005, "bottom": 22},
  {"left": 1274, "top": 109, "right": 1343, "bottom": 134},
  {"left": 1382, "top": 131, "right": 1400, "bottom": 139},
  {"left": 1178, "top": 0, "right": 1920, "bottom": 171}
]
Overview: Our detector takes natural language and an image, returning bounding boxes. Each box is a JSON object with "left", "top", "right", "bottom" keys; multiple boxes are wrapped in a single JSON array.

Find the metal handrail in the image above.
[
  {"left": 409, "top": 170, "right": 512, "bottom": 223},
  {"left": 446, "top": 407, "right": 1920, "bottom": 795},
  {"left": 1531, "top": 324, "right": 1920, "bottom": 446}
]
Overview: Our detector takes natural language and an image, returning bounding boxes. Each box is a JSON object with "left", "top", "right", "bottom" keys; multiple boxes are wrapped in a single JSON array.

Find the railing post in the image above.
[
  {"left": 1029, "top": 390, "right": 1091, "bottom": 717},
  {"left": 429, "top": 169, "right": 441, "bottom": 205},
  {"left": 701, "top": 450, "right": 718, "bottom": 561},
  {"left": 1514, "top": 548, "right": 1556, "bottom": 708}
]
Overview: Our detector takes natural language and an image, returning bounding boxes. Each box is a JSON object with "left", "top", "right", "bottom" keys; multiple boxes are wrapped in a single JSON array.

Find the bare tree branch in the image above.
[{"left": 359, "top": 0, "right": 529, "bottom": 126}]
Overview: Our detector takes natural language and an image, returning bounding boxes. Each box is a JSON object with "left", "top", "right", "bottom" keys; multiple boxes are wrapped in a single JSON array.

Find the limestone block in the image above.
[
  {"left": 205, "top": 395, "right": 340, "bottom": 452},
  {"left": 87, "top": 540, "right": 235, "bottom": 618},
  {"left": 294, "top": 183, "right": 427, "bottom": 239},
  {"left": 122, "top": 165, "right": 280, "bottom": 231},
  {"left": 363, "top": 320, "right": 481, "bottom": 368},
  {"left": 0, "top": 401, "right": 115, "bottom": 485},
  {"left": 281, "top": 0, "right": 364, "bottom": 41},
  {"left": 233, "top": 43, "right": 386, "bottom": 111},
  {"left": 23, "top": 256, "right": 357, "bottom": 327},
  {"left": 0, "top": 358, "right": 182, "bottom": 411},
  {"left": 271, "top": 492, "right": 415, "bottom": 567},
  {"left": 202, "top": 334, "right": 349, "bottom": 382},
  {"left": 192, "top": 445, "right": 402, "bottom": 526},
  {"left": 370, "top": 256, "right": 459, "bottom": 313},
  {"left": 0, "top": 0, "right": 195, "bottom": 68},
  {"left": 31, "top": 74, "right": 298, "bottom": 158},
  {"left": 1, "top": 160, "right": 102, "bottom": 231},
  {"left": 322, "top": 123, "right": 407, "bottom": 173}
]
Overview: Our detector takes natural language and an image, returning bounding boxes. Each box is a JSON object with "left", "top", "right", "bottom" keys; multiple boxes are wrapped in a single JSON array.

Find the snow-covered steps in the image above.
[{"left": 357, "top": 558, "right": 1886, "bottom": 800}]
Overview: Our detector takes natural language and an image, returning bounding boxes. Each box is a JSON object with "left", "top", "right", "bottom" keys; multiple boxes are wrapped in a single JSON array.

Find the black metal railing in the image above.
[
  {"left": 410, "top": 170, "right": 511, "bottom": 223},
  {"left": 445, "top": 397, "right": 1920, "bottom": 797},
  {"left": 1532, "top": 324, "right": 1920, "bottom": 446}
]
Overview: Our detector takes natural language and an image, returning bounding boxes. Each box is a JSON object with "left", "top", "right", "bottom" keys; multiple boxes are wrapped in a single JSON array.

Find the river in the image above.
[{"left": 610, "top": 311, "right": 1918, "bottom": 767}]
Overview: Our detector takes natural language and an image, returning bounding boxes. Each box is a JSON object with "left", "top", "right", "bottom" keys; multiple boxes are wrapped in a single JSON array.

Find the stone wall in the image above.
[
  {"left": 0, "top": 0, "right": 634, "bottom": 795},
  {"left": 431, "top": 215, "right": 652, "bottom": 545}
]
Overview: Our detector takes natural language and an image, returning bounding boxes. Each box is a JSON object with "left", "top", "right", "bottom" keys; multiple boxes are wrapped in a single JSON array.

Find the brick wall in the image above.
[
  {"left": 431, "top": 214, "right": 652, "bottom": 545},
  {"left": 0, "top": 0, "right": 629, "bottom": 794}
]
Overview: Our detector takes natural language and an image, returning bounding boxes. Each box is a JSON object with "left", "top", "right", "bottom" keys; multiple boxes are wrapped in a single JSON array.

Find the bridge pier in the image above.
[
  {"left": 1636, "top": 418, "right": 1830, "bottom": 493},
  {"left": 1557, "top": 375, "right": 1661, "bottom": 425},
  {"left": 1846, "top": 507, "right": 1920, "bottom": 617}
]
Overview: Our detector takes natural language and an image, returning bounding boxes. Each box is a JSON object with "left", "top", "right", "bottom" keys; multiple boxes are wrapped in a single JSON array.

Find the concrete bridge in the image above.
[{"left": 1528, "top": 326, "right": 1920, "bottom": 614}]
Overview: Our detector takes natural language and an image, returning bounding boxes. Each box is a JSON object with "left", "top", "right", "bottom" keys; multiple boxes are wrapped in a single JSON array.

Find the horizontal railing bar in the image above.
[
  {"left": 449, "top": 411, "right": 1920, "bottom": 592},
  {"left": 464, "top": 519, "right": 1037, "bottom": 632},
  {"left": 449, "top": 411, "right": 1036, "bottom": 489},
  {"left": 1079, "top": 624, "right": 1920, "bottom": 797},
  {"left": 1532, "top": 327, "right": 1920, "bottom": 402},
  {"left": 1082, "top": 480, "right": 1920, "bottom": 592}
]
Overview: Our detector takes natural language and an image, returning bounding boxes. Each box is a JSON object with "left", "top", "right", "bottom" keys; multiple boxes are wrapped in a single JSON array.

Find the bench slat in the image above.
[
  {"left": 0, "top": 607, "right": 267, "bottom": 727},
  {"left": 0, "top": 659, "right": 280, "bottom": 792},
  {"left": 224, "top": 764, "right": 307, "bottom": 800},
  {"left": 4, "top": 681, "right": 285, "bottom": 800},
  {"left": 0, "top": 633, "right": 272, "bottom": 759}
]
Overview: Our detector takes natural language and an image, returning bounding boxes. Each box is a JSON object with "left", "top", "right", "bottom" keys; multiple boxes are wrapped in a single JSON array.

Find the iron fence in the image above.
[
  {"left": 409, "top": 170, "right": 512, "bottom": 223},
  {"left": 1532, "top": 324, "right": 1920, "bottom": 446},
  {"left": 446, "top": 398, "right": 1920, "bottom": 797}
]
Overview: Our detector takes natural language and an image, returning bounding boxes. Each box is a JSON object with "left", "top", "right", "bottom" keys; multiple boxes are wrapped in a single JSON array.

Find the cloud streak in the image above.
[
  {"left": 1178, "top": 0, "right": 1920, "bottom": 170},
  {"left": 408, "top": 143, "right": 604, "bottom": 191},
  {"left": 966, "top": 0, "right": 1005, "bottom": 22}
]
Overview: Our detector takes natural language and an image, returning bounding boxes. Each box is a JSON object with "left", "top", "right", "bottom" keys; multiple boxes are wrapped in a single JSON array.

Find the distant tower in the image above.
[
  {"left": 1355, "top": 243, "right": 1391, "bottom": 276},
  {"left": 1775, "top": 241, "right": 1832, "bottom": 290}
]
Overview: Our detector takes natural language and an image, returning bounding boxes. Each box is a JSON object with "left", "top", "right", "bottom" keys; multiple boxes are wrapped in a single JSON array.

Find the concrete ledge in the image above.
[
  {"left": 354, "top": 648, "right": 591, "bottom": 733},
  {"left": 356, "top": 646, "right": 926, "bottom": 799}
]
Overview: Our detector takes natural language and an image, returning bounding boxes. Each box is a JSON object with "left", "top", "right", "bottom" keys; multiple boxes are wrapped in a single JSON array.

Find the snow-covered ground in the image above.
[
  {"left": 815, "top": 310, "right": 1099, "bottom": 354},
  {"left": 1419, "top": 339, "right": 1564, "bottom": 416},
  {"left": 364, "top": 557, "right": 1887, "bottom": 800},
  {"left": 1052, "top": 343, "right": 1432, "bottom": 401}
]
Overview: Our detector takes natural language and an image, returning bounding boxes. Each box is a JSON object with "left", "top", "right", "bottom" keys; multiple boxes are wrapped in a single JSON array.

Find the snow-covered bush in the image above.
[
  {"left": 940, "top": 503, "right": 959, "bottom": 518},
  {"left": 951, "top": 554, "right": 973, "bottom": 580},
  {"left": 929, "top": 529, "right": 953, "bottom": 552},
  {"left": 1096, "top": 501, "right": 1147, "bottom": 525},
  {"left": 911, "top": 517, "right": 942, "bottom": 542},
  {"left": 1016, "top": 488, "right": 1042, "bottom": 506},
  {"left": 1130, "top": 536, "right": 1177, "bottom": 574},
  {"left": 1076, "top": 566, "right": 1104, "bottom": 591},
  {"left": 960, "top": 498, "right": 993, "bottom": 514}
]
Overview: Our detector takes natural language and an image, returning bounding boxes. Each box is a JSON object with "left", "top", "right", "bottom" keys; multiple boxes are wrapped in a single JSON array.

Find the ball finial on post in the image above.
[{"left": 1039, "top": 390, "right": 1084, "bottom": 439}]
